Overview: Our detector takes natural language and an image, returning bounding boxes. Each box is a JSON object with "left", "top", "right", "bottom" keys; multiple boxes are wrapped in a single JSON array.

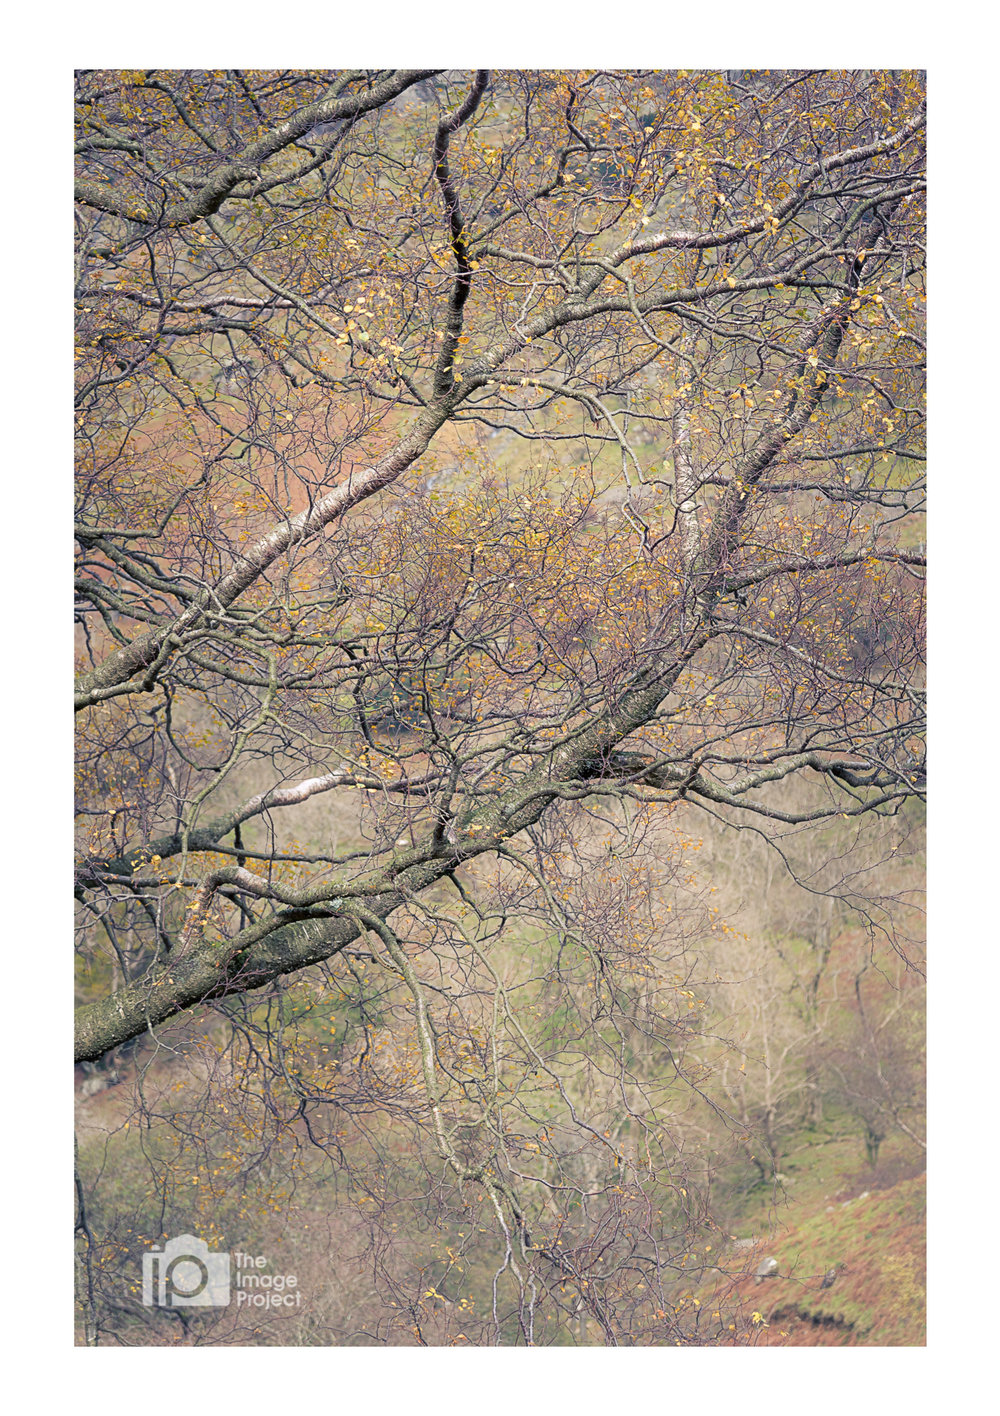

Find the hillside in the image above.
[{"left": 697, "top": 1167, "right": 926, "bottom": 1346}]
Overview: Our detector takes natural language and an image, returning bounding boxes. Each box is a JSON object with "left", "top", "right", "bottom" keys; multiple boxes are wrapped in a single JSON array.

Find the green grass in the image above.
[{"left": 697, "top": 1160, "right": 925, "bottom": 1346}]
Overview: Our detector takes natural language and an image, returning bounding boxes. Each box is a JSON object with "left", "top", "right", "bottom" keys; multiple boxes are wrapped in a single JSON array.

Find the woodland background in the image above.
[{"left": 72, "top": 67, "right": 926, "bottom": 1347}]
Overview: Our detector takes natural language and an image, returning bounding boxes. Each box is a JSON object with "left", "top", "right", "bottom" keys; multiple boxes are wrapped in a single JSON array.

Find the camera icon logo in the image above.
[{"left": 142, "top": 1234, "right": 231, "bottom": 1308}]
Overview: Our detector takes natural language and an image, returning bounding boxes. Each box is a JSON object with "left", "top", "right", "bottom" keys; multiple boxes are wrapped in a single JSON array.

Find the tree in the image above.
[
  {"left": 693, "top": 792, "right": 924, "bottom": 1193},
  {"left": 822, "top": 947, "right": 926, "bottom": 1168},
  {"left": 74, "top": 68, "right": 926, "bottom": 1345}
]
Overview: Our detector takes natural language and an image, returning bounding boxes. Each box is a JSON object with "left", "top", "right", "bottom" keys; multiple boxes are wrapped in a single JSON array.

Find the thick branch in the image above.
[
  {"left": 75, "top": 71, "right": 441, "bottom": 227},
  {"left": 75, "top": 626, "right": 711, "bottom": 1061},
  {"left": 75, "top": 411, "right": 451, "bottom": 710},
  {"left": 432, "top": 70, "right": 489, "bottom": 397}
]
